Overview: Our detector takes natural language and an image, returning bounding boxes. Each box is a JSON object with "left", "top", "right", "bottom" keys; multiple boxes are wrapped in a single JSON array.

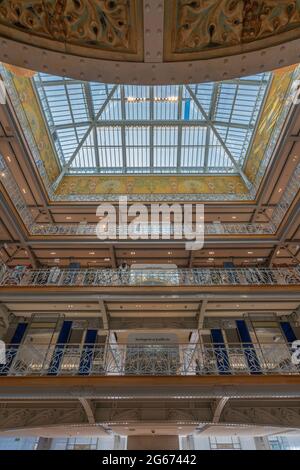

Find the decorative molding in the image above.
[
  {"left": 0, "top": 0, "right": 143, "bottom": 60},
  {"left": 165, "top": 1, "right": 300, "bottom": 61}
]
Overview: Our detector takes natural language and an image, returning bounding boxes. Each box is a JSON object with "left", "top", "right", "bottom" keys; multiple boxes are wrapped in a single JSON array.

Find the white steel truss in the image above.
[{"left": 33, "top": 73, "right": 270, "bottom": 187}]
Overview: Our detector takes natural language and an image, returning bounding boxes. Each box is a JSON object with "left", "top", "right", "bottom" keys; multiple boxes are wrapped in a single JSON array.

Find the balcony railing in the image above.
[
  {"left": 0, "top": 342, "right": 298, "bottom": 377},
  {"left": 1, "top": 266, "right": 300, "bottom": 287}
]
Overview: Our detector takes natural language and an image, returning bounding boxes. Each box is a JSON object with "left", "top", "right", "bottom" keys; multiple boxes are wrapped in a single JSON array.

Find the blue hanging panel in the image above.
[
  {"left": 47, "top": 321, "right": 72, "bottom": 376},
  {"left": 236, "top": 320, "right": 261, "bottom": 375},
  {"left": 184, "top": 99, "right": 191, "bottom": 120},
  {"left": 0, "top": 322, "right": 28, "bottom": 376},
  {"left": 79, "top": 329, "right": 98, "bottom": 376},
  {"left": 280, "top": 322, "right": 298, "bottom": 343},
  {"left": 211, "top": 329, "right": 231, "bottom": 375}
]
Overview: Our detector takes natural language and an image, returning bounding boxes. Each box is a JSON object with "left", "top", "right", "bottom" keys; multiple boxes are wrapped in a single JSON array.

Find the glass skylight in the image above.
[{"left": 33, "top": 72, "right": 271, "bottom": 180}]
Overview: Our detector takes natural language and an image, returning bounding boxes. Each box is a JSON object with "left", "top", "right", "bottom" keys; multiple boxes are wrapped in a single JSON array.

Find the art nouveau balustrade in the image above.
[
  {"left": 0, "top": 342, "right": 298, "bottom": 377},
  {"left": 0, "top": 266, "right": 300, "bottom": 288}
]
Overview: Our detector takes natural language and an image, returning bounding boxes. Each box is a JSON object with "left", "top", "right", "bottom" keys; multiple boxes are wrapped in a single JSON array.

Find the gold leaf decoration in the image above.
[
  {"left": 165, "top": 0, "right": 300, "bottom": 58},
  {"left": 0, "top": 0, "right": 139, "bottom": 54}
]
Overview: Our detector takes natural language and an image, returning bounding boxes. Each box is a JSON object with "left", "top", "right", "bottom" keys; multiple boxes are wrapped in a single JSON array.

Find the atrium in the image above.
[{"left": 0, "top": 0, "right": 300, "bottom": 452}]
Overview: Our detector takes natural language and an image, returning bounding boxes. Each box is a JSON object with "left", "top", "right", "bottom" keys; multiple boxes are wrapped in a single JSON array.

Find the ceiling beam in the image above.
[
  {"left": 186, "top": 85, "right": 253, "bottom": 191},
  {"left": 98, "top": 299, "right": 109, "bottom": 330},
  {"left": 0, "top": 194, "right": 38, "bottom": 268},
  {"left": 53, "top": 85, "right": 119, "bottom": 188},
  {"left": 212, "top": 397, "right": 229, "bottom": 423},
  {"left": 198, "top": 300, "right": 207, "bottom": 329}
]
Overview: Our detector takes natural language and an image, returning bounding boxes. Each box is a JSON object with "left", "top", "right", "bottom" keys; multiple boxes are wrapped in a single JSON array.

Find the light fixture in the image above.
[
  {"left": 168, "top": 251, "right": 172, "bottom": 255},
  {"left": 50, "top": 252, "right": 56, "bottom": 255},
  {"left": 131, "top": 251, "right": 136, "bottom": 255},
  {"left": 66, "top": 216, "right": 72, "bottom": 220},
  {"left": 247, "top": 251, "right": 253, "bottom": 254},
  {"left": 89, "top": 252, "right": 95, "bottom": 255},
  {"left": 209, "top": 251, "right": 215, "bottom": 255},
  {"left": 232, "top": 216, "right": 237, "bottom": 219},
  {"left": 104, "top": 257, "right": 111, "bottom": 261},
  {"left": 0, "top": 172, "right": 5, "bottom": 177}
]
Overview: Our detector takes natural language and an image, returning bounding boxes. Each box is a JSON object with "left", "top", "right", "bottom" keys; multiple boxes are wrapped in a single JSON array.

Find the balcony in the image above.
[
  {"left": 1, "top": 266, "right": 300, "bottom": 288},
  {"left": 0, "top": 342, "right": 298, "bottom": 377}
]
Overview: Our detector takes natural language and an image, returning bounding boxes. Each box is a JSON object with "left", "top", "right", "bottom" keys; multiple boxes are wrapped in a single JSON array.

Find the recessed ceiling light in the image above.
[
  {"left": 247, "top": 251, "right": 253, "bottom": 254},
  {"left": 232, "top": 216, "right": 237, "bottom": 219},
  {"left": 89, "top": 252, "right": 95, "bottom": 255},
  {"left": 50, "top": 252, "right": 56, "bottom": 255}
]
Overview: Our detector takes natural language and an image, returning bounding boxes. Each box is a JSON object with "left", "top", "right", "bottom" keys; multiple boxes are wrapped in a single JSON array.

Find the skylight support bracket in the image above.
[
  {"left": 52, "top": 85, "right": 119, "bottom": 190},
  {"left": 176, "top": 85, "right": 183, "bottom": 171},
  {"left": 149, "top": 86, "right": 154, "bottom": 169},
  {"left": 186, "top": 85, "right": 253, "bottom": 190},
  {"left": 120, "top": 85, "right": 127, "bottom": 171},
  {"left": 84, "top": 82, "right": 100, "bottom": 169}
]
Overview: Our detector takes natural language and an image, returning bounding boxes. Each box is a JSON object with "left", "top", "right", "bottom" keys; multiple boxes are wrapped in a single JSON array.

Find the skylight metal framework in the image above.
[{"left": 33, "top": 72, "right": 271, "bottom": 187}]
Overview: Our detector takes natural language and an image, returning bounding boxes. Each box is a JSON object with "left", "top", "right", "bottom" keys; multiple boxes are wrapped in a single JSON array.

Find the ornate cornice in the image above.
[
  {"left": 0, "top": 1, "right": 299, "bottom": 83},
  {"left": 0, "top": 0, "right": 143, "bottom": 60},
  {"left": 165, "top": 1, "right": 300, "bottom": 60}
]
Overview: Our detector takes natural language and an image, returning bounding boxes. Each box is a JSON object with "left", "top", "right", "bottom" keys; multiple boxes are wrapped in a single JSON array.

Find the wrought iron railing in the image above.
[
  {"left": 0, "top": 266, "right": 300, "bottom": 287},
  {"left": 1, "top": 153, "right": 300, "bottom": 236},
  {"left": 0, "top": 342, "right": 298, "bottom": 377}
]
